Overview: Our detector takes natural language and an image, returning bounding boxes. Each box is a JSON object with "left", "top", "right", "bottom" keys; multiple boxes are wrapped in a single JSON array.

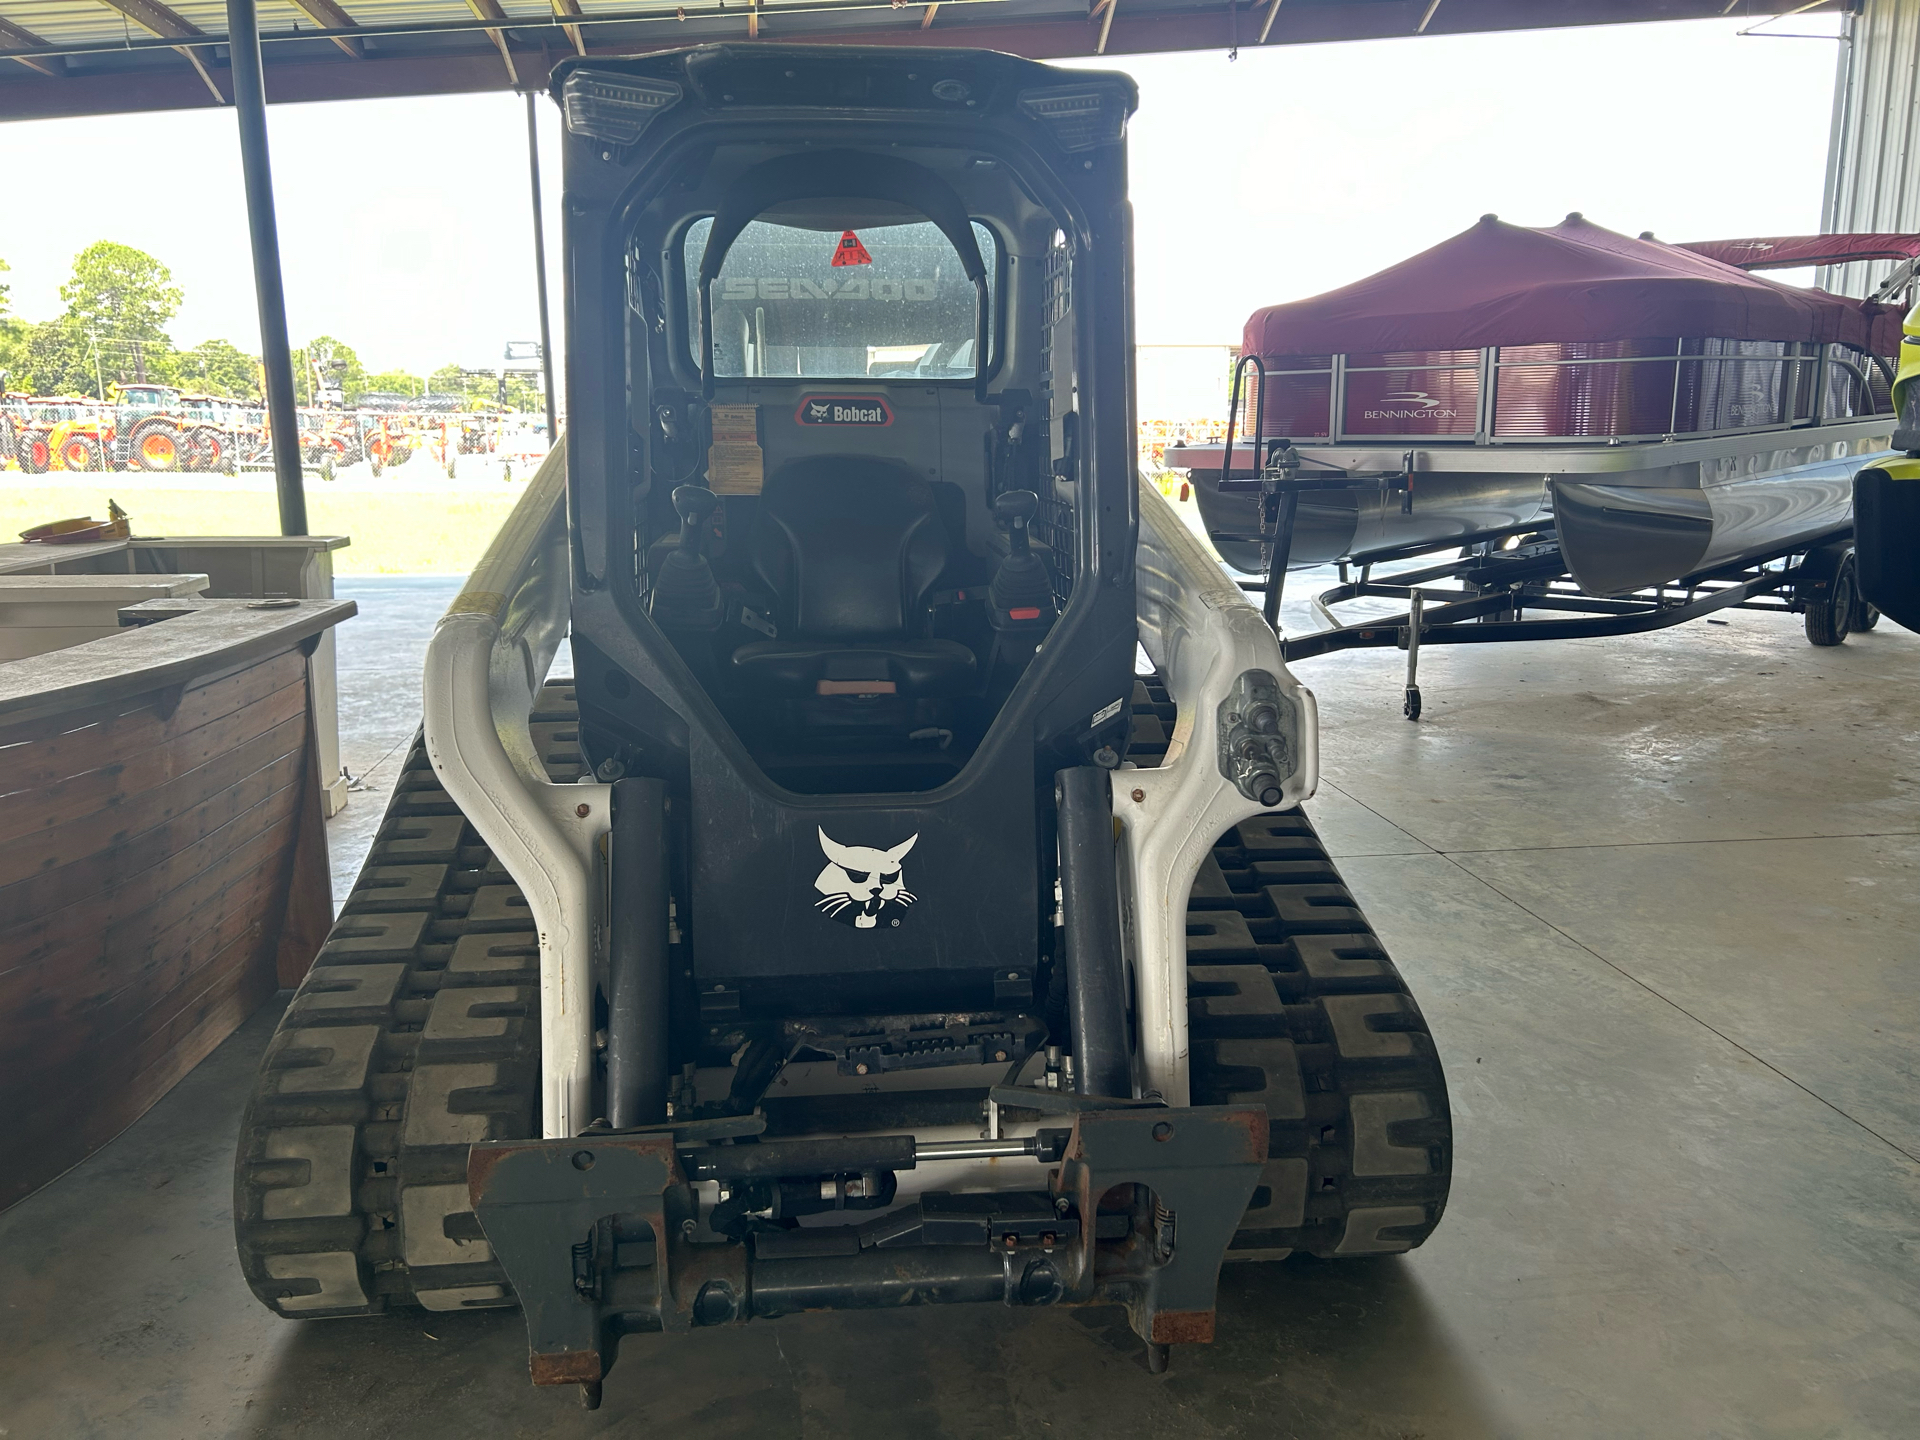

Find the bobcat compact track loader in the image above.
[{"left": 234, "top": 45, "right": 1453, "bottom": 1404}]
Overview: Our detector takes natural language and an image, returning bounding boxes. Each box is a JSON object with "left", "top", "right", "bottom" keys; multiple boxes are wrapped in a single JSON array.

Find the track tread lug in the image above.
[
  {"left": 234, "top": 685, "right": 576, "bottom": 1317},
  {"left": 1190, "top": 802, "right": 1452, "bottom": 1263}
]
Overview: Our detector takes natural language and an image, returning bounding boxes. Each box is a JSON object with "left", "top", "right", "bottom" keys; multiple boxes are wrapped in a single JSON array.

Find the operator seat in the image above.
[{"left": 731, "top": 458, "right": 977, "bottom": 698}]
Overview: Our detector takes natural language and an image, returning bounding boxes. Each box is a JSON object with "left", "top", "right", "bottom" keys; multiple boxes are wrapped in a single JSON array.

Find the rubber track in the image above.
[
  {"left": 232, "top": 684, "right": 582, "bottom": 1317},
  {"left": 1130, "top": 674, "right": 1454, "bottom": 1263}
]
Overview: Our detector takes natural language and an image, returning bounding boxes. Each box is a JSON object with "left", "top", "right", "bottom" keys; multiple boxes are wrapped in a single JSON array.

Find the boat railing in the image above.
[{"left": 1234, "top": 339, "right": 1896, "bottom": 450}]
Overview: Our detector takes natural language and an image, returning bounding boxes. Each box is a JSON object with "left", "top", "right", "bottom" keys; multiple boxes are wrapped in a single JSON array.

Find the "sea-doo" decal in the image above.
[
  {"left": 814, "top": 829, "right": 917, "bottom": 929},
  {"left": 722, "top": 278, "right": 941, "bottom": 302},
  {"left": 796, "top": 396, "right": 894, "bottom": 427}
]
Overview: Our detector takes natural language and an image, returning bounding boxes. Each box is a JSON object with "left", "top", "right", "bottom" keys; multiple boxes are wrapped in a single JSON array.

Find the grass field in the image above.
[{"left": 0, "top": 482, "right": 523, "bottom": 575}]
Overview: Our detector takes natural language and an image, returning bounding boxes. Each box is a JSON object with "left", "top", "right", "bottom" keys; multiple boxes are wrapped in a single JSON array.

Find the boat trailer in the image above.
[{"left": 1217, "top": 362, "right": 1874, "bottom": 721}]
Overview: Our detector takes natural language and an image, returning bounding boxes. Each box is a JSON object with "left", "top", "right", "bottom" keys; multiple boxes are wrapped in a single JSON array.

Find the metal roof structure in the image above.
[{"left": 0, "top": 0, "right": 1846, "bottom": 121}]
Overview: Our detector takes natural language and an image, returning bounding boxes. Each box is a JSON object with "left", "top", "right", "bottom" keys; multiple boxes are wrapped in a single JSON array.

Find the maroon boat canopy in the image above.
[
  {"left": 1678, "top": 233, "right": 1920, "bottom": 271},
  {"left": 1242, "top": 215, "right": 1900, "bottom": 360}
]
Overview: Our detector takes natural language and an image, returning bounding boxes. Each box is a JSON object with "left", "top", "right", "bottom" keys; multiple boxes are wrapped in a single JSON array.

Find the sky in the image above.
[{"left": 0, "top": 14, "right": 1846, "bottom": 376}]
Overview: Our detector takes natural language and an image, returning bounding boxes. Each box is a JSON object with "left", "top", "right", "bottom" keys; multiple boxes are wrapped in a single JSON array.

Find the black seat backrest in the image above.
[{"left": 752, "top": 457, "right": 949, "bottom": 640}]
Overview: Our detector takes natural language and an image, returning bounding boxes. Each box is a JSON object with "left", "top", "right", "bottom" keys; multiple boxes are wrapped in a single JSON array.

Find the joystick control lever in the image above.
[
  {"left": 988, "top": 489, "right": 1054, "bottom": 633},
  {"left": 650, "top": 484, "right": 725, "bottom": 630},
  {"left": 993, "top": 489, "right": 1038, "bottom": 556},
  {"left": 673, "top": 484, "right": 720, "bottom": 558}
]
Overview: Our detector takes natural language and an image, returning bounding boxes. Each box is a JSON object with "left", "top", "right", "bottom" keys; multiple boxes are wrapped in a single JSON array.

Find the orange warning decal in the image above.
[{"left": 831, "top": 230, "right": 873, "bottom": 267}]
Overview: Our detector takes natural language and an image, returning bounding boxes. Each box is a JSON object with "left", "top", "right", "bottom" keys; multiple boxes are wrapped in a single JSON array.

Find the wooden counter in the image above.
[{"left": 0, "top": 596, "right": 354, "bottom": 1208}]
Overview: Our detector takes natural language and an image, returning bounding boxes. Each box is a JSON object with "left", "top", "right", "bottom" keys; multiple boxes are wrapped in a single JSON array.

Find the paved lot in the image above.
[{"left": 2, "top": 573, "right": 1915, "bottom": 1439}]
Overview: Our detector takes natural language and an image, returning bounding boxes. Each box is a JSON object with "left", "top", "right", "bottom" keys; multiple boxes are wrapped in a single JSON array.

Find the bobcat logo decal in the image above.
[
  {"left": 793, "top": 395, "right": 893, "bottom": 427},
  {"left": 814, "top": 828, "right": 917, "bottom": 929}
]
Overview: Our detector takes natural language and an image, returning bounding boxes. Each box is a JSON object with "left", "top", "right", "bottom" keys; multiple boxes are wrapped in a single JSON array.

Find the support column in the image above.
[
  {"left": 526, "top": 90, "right": 559, "bottom": 442},
  {"left": 228, "top": 0, "right": 307, "bottom": 536}
]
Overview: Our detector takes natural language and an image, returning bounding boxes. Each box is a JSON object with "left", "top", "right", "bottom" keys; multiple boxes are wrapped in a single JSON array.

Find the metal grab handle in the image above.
[
  {"left": 1219, "top": 352, "right": 1268, "bottom": 490},
  {"left": 973, "top": 274, "right": 992, "bottom": 404},
  {"left": 698, "top": 274, "right": 716, "bottom": 400}
]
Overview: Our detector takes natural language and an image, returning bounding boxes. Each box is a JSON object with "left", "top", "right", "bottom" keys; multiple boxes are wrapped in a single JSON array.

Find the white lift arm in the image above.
[
  {"left": 422, "top": 437, "right": 608, "bottom": 1139},
  {"left": 1121, "top": 478, "right": 1319, "bottom": 1106}
]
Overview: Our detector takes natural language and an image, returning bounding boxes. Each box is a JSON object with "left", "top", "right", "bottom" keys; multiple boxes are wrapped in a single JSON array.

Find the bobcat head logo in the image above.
[
  {"left": 807, "top": 400, "right": 833, "bottom": 422},
  {"left": 814, "top": 828, "right": 917, "bottom": 929}
]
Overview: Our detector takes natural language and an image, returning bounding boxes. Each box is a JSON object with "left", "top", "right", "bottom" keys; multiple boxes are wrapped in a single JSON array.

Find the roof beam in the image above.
[
  {"left": 464, "top": 0, "right": 519, "bottom": 85},
  {"left": 286, "top": 0, "right": 366, "bottom": 59},
  {"left": 0, "top": 1, "right": 1853, "bottom": 122},
  {"left": 0, "top": 16, "right": 63, "bottom": 77},
  {"left": 97, "top": 0, "right": 202, "bottom": 41},
  {"left": 551, "top": 0, "right": 587, "bottom": 55},
  {"left": 95, "top": 0, "right": 226, "bottom": 101}
]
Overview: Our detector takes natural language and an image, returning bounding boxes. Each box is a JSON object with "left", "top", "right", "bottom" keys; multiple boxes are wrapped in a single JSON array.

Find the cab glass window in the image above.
[{"left": 685, "top": 217, "right": 996, "bottom": 380}]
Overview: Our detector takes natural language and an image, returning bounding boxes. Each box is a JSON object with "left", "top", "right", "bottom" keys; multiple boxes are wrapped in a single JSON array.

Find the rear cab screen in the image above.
[{"left": 685, "top": 217, "right": 998, "bottom": 380}]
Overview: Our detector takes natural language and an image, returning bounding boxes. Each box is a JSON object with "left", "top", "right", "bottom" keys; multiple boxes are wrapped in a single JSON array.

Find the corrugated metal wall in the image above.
[{"left": 1819, "top": 0, "right": 1920, "bottom": 297}]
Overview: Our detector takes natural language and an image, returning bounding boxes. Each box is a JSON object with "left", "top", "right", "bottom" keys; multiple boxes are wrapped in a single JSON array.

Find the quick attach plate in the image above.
[
  {"left": 1055, "top": 1105, "right": 1268, "bottom": 1345},
  {"left": 468, "top": 1103, "right": 1266, "bottom": 1392}
]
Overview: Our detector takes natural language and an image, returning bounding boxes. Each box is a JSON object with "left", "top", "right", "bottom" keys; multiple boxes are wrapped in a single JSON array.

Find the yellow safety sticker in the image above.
[{"left": 708, "top": 404, "right": 764, "bottom": 495}]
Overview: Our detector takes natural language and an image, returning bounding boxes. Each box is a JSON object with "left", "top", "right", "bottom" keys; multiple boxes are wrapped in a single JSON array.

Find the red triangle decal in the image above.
[{"left": 831, "top": 230, "right": 873, "bottom": 267}]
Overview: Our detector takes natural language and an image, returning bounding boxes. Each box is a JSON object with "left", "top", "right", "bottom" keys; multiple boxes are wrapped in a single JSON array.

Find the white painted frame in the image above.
[
  {"left": 1120, "top": 477, "right": 1319, "bottom": 1106},
  {"left": 422, "top": 437, "right": 609, "bottom": 1139}
]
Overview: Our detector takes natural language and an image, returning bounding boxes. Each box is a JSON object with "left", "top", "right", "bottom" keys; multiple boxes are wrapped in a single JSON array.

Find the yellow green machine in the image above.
[{"left": 1854, "top": 302, "right": 1920, "bottom": 632}]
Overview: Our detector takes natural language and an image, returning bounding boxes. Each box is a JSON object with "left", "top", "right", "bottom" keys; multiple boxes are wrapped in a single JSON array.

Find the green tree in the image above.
[
  {"left": 0, "top": 259, "right": 28, "bottom": 390},
  {"left": 0, "top": 320, "right": 27, "bottom": 393},
  {"left": 360, "top": 368, "right": 422, "bottom": 398},
  {"left": 423, "top": 362, "right": 542, "bottom": 412},
  {"left": 21, "top": 321, "right": 105, "bottom": 397},
  {"left": 0, "top": 260, "right": 21, "bottom": 391},
  {"left": 176, "top": 338, "right": 261, "bottom": 399},
  {"left": 58, "top": 241, "right": 182, "bottom": 385}
]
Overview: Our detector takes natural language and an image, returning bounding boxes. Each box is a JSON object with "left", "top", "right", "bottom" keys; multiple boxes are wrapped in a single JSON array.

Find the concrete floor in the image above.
[{"left": 3, "top": 576, "right": 1916, "bottom": 1438}]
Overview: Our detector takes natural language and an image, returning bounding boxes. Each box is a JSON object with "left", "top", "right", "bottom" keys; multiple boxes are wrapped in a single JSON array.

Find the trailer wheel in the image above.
[
  {"left": 233, "top": 682, "right": 584, "bottom": 1319},
  {"left": 1183, "top": 811, "right": 1453, "bottom": 1263},
  {"left": 1804, "top": 551, "right": 1857, "bottom": 647}
]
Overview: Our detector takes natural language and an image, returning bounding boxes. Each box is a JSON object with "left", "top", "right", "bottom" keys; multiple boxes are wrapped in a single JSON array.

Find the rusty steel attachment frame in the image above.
[{"left": 468, "top": 1106, "right": 1265, "bottom": 1397}]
